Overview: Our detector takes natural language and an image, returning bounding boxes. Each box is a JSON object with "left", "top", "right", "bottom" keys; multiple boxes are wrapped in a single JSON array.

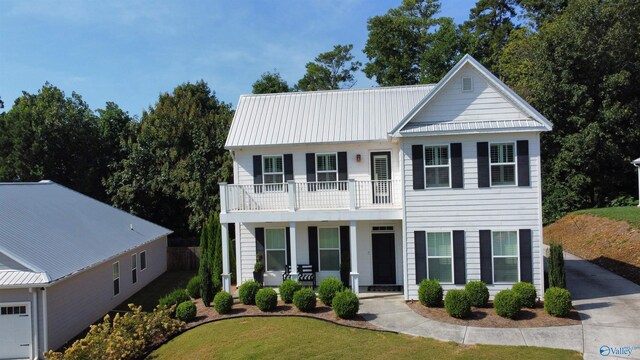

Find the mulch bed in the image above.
[{"left": 407, "top": 301, "right": 581, "bottom": 328}]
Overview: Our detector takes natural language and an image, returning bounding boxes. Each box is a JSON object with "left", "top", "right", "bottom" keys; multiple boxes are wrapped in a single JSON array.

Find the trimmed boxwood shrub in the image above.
[
  {"left": 494, "top": 289, "right": 522, "bottom": 319},
  {"left": 512, "top": 282, "right": 537, "bottom": 308},
  {"left": 444, "top": 290, "right": 471, "bottom": 318},
  {"left": 159, "top": 289, "right": 192, "bottom": 313},
  {"left": 279, "top": 279, "right": 302, "bottom": 304},
  {"left": 186, "top": 275, "right": 201, "bottom": 299},
  {"left": 318, "top": 277, "right": 344, "bottom": 306},
  {"left": 293, "top": 288, "right": 316, "bottom": 312},
  {"left": 214, "top": 291, "right": 233, "bottom": 314},
  {"left": 332, "top": 290, "right": 359, "bottom": 319},
  {"left": 544, "top": 287, "right": 572, "bottom": 317},
  {"left": 238, "top": 280, "right": 261, "bottom": 305},
  {"left": 464, "top": 281, "right": 489, "bottom": 307},
  {"left": 175, "top": 301, "right": 196, "bottom": 322},
  {"left": 255, "top": 288, "right": 278, "bottom": 311},
  {"left": 418, "top": 279, "right": 443, "bottom": 307}
]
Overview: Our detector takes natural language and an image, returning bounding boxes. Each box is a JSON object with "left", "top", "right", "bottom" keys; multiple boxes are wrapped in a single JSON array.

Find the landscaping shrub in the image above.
[
  {"left": 464, "top": 281, "right": 489, "bottom": 307},
  {"left": 293, "top": 288, "right": 316, "bottom": 312},
  {"left": 332, "top": 290, "right": 359, "bottom": 319},
  {"left": 318, "top": 277, "right": 344, "bottom": 306},
  {"left": 255, "top": 288, "right": 278, "bottom": 311},
  {"left": 548, "top": 242, "right": 566, "bottom": 288},
  {"left": 418, "top": 279, "right": 443, "bottom": 307},
  {"left": 494, "top": 290, "right": 522, "bottom": 319},
  {"left": 444, "top": 290, "right": 471, "bottom": 318},
  {"left": 512, "top": 282, "right": 537, "bottom": 308},
  {"left": 159, "top": 288, "right": 191, "bottom": 315},
  {"left": 176, "top": 301, "right": 197, "bottom": 322},
  {"left": 214, "top": 291, "right": 233, "bottom": 314},
  {"left": 186, "top": 275, "right": 202, "bottom": 299},
  {"left": 238, "top": 280, "right": 261, "bottom": 305},
  {"left": 279, "top": 279, "right": 302, "bottom": 304},
  {"left": 544, "top": 287, "right": 572, "bottom": 317}
]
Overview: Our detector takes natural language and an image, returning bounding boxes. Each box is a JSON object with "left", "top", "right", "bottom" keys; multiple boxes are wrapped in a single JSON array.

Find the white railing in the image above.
[{"left": 220, "top": 179, "right": 401, "bottom": 212}]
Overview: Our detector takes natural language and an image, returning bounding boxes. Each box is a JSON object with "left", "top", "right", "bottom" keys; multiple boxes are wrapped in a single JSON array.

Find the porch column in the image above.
[
  {"left": 349, "top": 220, "right": 359, "bottom": 294},
  {"left": 289, "top": 222, "right": 298, "bottom": 281},
  {"left": 221, "top": 222, "right": 231, "bottom": 293},
  {"left": 219, "top": 182, "right": 227, "bottom": 214}
]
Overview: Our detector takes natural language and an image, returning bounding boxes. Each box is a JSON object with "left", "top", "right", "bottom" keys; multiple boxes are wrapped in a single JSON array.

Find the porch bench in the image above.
[{"left": 282, "top": 264, "right": 316, "bottom": 288}]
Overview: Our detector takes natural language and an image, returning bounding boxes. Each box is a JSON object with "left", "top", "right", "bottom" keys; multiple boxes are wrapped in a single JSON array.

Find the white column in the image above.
[
  {"left": 289, "top": 222, "right": 298, "bottom": 281},
  {"left": 349, "top": 220, "right": 359, "bottom": 295},
  {"left": 288, "top": 180, "right": 296, "bottom": 211},
  {"left": 219, "top": 182, "right": 227, "bottom": 214},
  {"left": 221, "top": 222, "right": 231, "bottom": 293}
]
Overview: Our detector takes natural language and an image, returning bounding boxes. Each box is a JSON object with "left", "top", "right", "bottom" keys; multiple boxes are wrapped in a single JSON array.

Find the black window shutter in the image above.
[
  {"left": 451, "top": 143, "right": 463, "bottom": 189},
  {"left": 415, "top": 231, "right": 427, "bottom": 284},
  {"left": 339, "top": 226, "right": 350, "bottom": 272},
  {"left": 286, "top": 227, "right": 292, "bottom": 266},
  {"left": 519, "top": 229, "right": 533, "bottom": 283},
  {"left": 517, "top": 140, "right": 530, "bottom": 187},
  {"left": 338, "top": 152, "right": 348, "bottom": 181},
  {"left": 479, "top": 230, "right": 492, "bottom": 284},
  {"left": 306, "top": 153, "right": 316, "bottom": 191},
  {"left": 453, "top": 230, "right": 466, "bottom": 284},
  {"left": 256, "top": 228, "right": 266, "bottom": 267},
  {"left": 308, "top": 226, "right": 318, "bottom": 272},
  {"left": 412, "top": 145, "right": 424, "bottom": 190},
  {"left": 253, "top": 155, "right": 263, "bottom": 184},
  {"left": 284, "top": 154, "right": 294, "bottom": 182},
  {"left": 477, "top": 142, "right": 490, "bottom": 188}
]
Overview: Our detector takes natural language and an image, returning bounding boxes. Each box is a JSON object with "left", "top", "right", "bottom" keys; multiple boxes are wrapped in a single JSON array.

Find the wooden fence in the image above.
[{"left": 167, "top": 246, "right": 200, "bottom": 271}]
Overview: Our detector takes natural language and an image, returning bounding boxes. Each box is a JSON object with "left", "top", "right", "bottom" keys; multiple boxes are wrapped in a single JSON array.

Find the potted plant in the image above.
[
  {"left": 253, "top": 253, "right": 265, "bottom": 285},
  {"left": 340, "top": 252, "right": 350, "bottom": 288}
]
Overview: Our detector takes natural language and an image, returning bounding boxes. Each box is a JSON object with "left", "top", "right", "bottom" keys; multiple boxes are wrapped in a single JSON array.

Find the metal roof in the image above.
[
  {"left": 0, "top": 270, "right": 47, "bottom": 287},
  {"left": 0, "top": 181, "right": 171, "bottom": 286},
  {"left": 225, "top": 85, "right": 435, "bottom": 148},
  {"left": 399, "top": 119, "right": 547, "bottom": 136}
]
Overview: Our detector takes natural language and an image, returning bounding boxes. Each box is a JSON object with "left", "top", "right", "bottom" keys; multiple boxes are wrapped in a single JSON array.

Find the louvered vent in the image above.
[{"left": 462, "top": 77, "right": 473, "bottom": 92}]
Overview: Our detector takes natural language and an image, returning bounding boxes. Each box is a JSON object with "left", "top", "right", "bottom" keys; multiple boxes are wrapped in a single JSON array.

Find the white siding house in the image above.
[
  {"left": 217, "top": 55, "right": 552, "bottom": 302},
  {"left": 0, "top": 181, "right": 171, "bottom": 360}
]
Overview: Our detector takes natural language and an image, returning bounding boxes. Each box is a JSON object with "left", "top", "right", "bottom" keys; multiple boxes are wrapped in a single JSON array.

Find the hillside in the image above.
[{"left": 544, "top": 207, "right": 640, "bottom": 285}]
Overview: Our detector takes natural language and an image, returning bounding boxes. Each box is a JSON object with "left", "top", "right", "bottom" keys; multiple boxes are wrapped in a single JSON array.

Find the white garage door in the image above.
[{"left": 0, "top": 303, "right": 31, "bottom": 360}]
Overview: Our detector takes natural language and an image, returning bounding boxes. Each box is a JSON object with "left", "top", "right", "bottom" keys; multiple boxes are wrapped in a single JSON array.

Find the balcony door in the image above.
[{"left": 370, "top": 152, "right": 391, "bottom": 204}]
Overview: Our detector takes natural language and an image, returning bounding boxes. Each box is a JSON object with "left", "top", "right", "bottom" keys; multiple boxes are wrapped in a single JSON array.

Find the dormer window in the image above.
[{"left": 462, "top": 77, "right": 473, "bottom": 92}]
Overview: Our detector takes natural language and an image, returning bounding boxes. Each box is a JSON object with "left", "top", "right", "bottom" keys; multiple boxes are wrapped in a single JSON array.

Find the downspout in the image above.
[
  {"left": 42, "top": 288, "right": 48, "bottom": 355},
  {"left": 30, "top": 288, "right": 39, "bottom": 360}
]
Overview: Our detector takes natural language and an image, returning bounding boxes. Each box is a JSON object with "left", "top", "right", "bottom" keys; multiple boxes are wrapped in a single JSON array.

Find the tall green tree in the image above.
[
  {"left": 199, "top": 218, "right": 214, "bottom": 307},
  {"left": 518, "top": 0, "right": 568, "bottom": 30},
  {"left": 252, "top": 70, "right": 290, "bottom": 94},
  {"left": 211, "top": 212, "right": 223, "bottom": 294},
  {"left": 294, "top": 44, "right": 362, "bottom": 91}
]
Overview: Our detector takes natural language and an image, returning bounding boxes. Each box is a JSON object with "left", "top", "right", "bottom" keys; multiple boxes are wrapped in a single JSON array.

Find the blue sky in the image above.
[{"left": 0, "top": 0, "right": 478, "bottom": 117}]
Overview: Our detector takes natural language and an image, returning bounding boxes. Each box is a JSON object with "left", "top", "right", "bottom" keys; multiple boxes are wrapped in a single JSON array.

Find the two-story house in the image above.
[{"left": 217, "top": 55, "right": 553, "bottom": 300}]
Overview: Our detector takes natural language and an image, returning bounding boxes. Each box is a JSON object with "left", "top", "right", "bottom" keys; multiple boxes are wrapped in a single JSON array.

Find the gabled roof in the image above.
[{"left": 0, "top": 181, "right": 171, "bottom": 287}]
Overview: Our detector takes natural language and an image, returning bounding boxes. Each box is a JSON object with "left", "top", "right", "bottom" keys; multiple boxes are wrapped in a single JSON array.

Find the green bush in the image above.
[
  {"left": 544, "top": 287, "right": 572, "bottom": 317},
  {"left": 464, "top": 281, "right": 489, "bottom": 307},
  {"left": 512, "top": 282, "right": 537, "bottom": 308},
  {"left": 279, "top": 279, "right": 302, "bottom": 304},
  {"left": 293, "top": 288, "right": 316, "bottom": 312},
  {"left": 159, "top": 288, "right": 192, "bottom": 315},
  {"left": 318, "top": 277, "right": 344, "bottom": 306},
  {"left": 214, "top": 291, "right": 233, "bottom": 314},
  {"left": 444, "top": 290, "right": 471, "bottom": 318},
  {"left": 548, "top": 242, "right": 566, "bottom": 288},
  {"left": 494, "top": 290, "right": 522, "bottom": 319},
  {"left": 186, "top": 275, "right": 201, "bottom": 299},
  {"left": 418, "top": 279, "right": 443, "bottom": 307},
  {"left": 238, "top": 280, "right": 261, "bottom": 305},
  {"left": 332, "top": 290, "right": 359, "bottom": 319},
  {"left": 255, "top": 288, "right": 278, "bottom": 311},
  {"left": 175, "top": 301, "right": 197, "bottom": 322}
]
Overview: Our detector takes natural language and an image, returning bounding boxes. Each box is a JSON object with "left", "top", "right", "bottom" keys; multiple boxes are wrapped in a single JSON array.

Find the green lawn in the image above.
[
  {"left": 147, "top": 317, "right": 581, "bottom": 360},
  {"left": 574, "top": 206, "right": 640, "bottom": 228},
  {"left": 118, "top": 271, "right": 195, "bottom": 311}
]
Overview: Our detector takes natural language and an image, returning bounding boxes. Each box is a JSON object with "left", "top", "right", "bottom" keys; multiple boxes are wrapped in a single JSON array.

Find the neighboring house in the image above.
[
  {"left": 0, "top": 181, "right": 171, "bottom": 360},
  {"left": 217, "top": 55, "right": 553, "bottom": 303}
]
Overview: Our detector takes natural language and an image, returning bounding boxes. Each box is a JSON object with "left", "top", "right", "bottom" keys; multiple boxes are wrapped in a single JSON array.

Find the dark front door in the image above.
[{"left": 372, "top": 233, "right": 396, "bottom": 284}]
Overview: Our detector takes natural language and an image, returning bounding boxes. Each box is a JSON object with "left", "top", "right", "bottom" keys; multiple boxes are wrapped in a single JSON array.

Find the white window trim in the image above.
[
  {"left": 265, "top": 228, "right": 287, "bottom": 272},
  {"left": 462, "top": 76, "right": 473, "bottom": 92},
  {"left": 491, "top": 230, "right": 520, "bottom": 284},
  {"left": 489, "top": 142, "right": 517, "bottom": 187},
  {"left": 424, "top": 144, "right": 452, "bottom": 189},
  {"left": 315, "top": 152, "right": 339, "bottom": 190},
  {"left": 113, "top": 261, "right": 120, "bottom": 297},
  {"left": 426, "top": 231, "right": 454, "bottom": 285},
  {"left": 318, "top": 226, "right": 341, "bottom": 272},
  {"left": 131, "top": 253, "right": 137, "bottom": 284},
  {"left": 262, "top": 154, "right": 285, "bottom": 192},
  {"left": 139, "top": 250, "right": 147, "bottom": 271}
]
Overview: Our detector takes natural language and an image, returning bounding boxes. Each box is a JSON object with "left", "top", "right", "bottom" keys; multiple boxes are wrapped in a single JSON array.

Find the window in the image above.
[
  {"left": 492, "top": 231, "right": 519, "bottom": 283},
  {"left": 113, "top": 262, "right": 120, "bottom": 296},
  {"left": 316, "top": 153, "right": 338, "bottom": 190},
  {"left": 265, "top": 228, "right": 286, "bottom": 271},
  {"left": 490, "top": 143, "right": 516, "bottom": 186},
  {"left": 131, "top": 254, "right": 137, "bottom": 284},
  {"left": 140, "top": 251, "right": 147, "bottom": 270},
  {"left": 0, "top": 306, "right": 26, "bottom": 315},
  {"left": 318, "top": 227, "right": 340, "bottom": 271},
  {"left": 462, "top": 77, "right": 473, "bottom": 92},
  {"left": 427, "top": 232, "right": 453, "bottom": 283},
  {"left": 425, "top": 145, "right": 450, "bottom": 188},
  {"left": 263, "top": 155, "right": 284, "bottom": 191}
]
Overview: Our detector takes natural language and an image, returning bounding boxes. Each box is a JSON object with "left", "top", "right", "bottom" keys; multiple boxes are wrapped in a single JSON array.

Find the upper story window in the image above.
[
  {"left": 490, "top": 143, "right": 516, "bottom": 186},
  {"left": 113, "top": 262, "right": 120, "bottom": 296},
  {"left": 265, "top": 228, "right": 286, "bottom": 272},
  {"left": 318, "top": 227, "right": 340, "bottom": 271},
  {"left": 131, "top": 254, "right": 137, "bottom": 284},
  {"left": 140, "top": 251, "right": 147, "bottom": 271},
  {"left": 492, "top": 231, "right": 519, "bottom": 283},
  {"left": 316, "top": 153, "right": 338, "bottom": 190},
  {"left": 263, "top": 155, "right": 284, "bottom": 191},
  {"left": 424, "top": 145, "right": 450, "bottom": 188}
]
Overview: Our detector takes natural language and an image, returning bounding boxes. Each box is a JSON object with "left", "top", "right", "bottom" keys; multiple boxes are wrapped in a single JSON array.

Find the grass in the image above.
[
  {"left": 574, "top": 206, "right": 640, "bottom": 229},
  {"left": 117, "top": 270, "right": 195, "bottom": 311},
  {"left": 147, "top": 317, "right": 581, "bottom": 360}
]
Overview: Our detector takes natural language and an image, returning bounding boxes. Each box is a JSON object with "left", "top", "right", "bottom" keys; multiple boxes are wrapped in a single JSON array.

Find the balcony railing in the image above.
[{"left": 220, "top": 179, "right": 401, "bottom": 213}]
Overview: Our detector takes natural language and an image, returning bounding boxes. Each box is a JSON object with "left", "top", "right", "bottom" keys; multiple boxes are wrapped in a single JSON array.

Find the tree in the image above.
[
  {"left": 199, "top": 219, "right": 214, "bottom": 307},
  {"left": 252, "top": 70, "right": 290, "bottom": 94},
  {"left": 518, "top": 0, "right": 568, "bottom": 30},
  {"left": 294, "top": 44, "right": 362, "bottom": 91},
  {"left": 211, "top": 212, "right": 223, "bottom": 294}
]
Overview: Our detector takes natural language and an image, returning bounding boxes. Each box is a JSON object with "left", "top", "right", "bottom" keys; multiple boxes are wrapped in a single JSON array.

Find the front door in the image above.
[
  {"left": 372, "top": 233, "right": 396, "bottom": 284},
  {"left": 370, "top": 152, "right": 391, "bottom": 204}
]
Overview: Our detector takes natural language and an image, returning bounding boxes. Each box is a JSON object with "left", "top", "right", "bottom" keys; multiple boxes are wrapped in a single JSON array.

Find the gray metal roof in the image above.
[
  {"left": 0, "top": 181, "right": 171, "bottom": 286},
  {"left": 0, "top": 270, "right": 47, "bottom": 287},
  {"left": 399, "top": 119, "right": 547, "bottom": 136},
  {"left": 225, "top": 85, "right": 435, "bottom": 148}
]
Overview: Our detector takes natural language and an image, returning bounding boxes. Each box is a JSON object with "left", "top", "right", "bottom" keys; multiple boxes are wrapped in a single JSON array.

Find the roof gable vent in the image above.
[{"left": 462, "top": 77, "right": 473, "bottom": 92}]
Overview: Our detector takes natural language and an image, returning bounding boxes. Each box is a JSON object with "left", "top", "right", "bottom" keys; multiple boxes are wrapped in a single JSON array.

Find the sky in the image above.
[{"left": 0, "top": 0, "right": 478, "bottom": 117}]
